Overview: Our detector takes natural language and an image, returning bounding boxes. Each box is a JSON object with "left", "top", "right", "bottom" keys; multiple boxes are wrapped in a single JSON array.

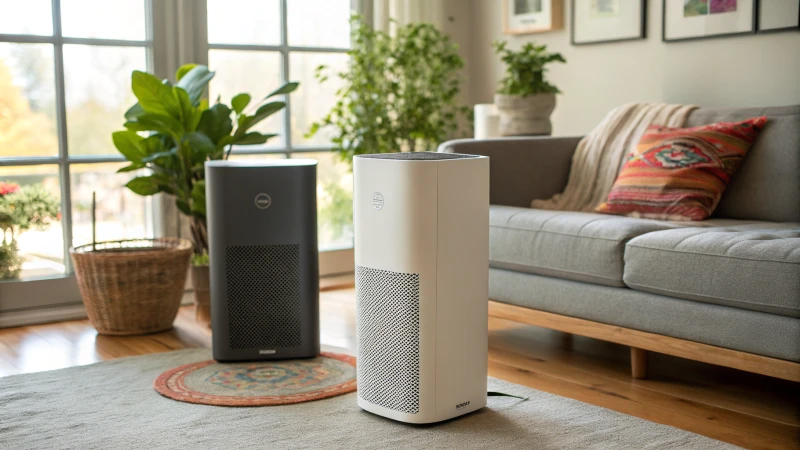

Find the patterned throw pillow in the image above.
[{"left": 596, "top": 117, "right": 767, "bottom": 221}]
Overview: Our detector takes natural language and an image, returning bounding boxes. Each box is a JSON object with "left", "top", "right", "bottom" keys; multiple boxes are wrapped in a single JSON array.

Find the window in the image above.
[
  {"left": 206, "top": 0, "right": 355, "bottom": 254},
  {"left": 0, "top": 0, "right": 153, "bottom": 285}
]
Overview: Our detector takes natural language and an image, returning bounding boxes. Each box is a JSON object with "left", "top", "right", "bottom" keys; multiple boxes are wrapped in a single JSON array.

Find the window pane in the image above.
[
  {"left": 293, "top": 152, "right": 352, "bottom": 251},
  {"left": 0, "top": 165, "right": 64, "bottom": 280},
  {"left": 209, "top": 50, "right": 283, "bottom": 148},
  {"left": 0, "top": 0, "right": 53, "bottom": 36},
  {"left": 70, "top": 163, "right": 153, "bottom": 247},
  {"left": 289, "top": 52, "right": 348, "bottom": 146},
  {"left": 61, "top": 0, "right": 146, "bottom": 41},
  {"left": 0, "top": 43, "right": 58, "bottom": 158},
  {"left": 288, "top": 0, "right": 351, "bottom": 48},
  {"left": 207, "top": 0, "right": 280, "bottom": 46},
  {"left": 63, "top": 45, "right": 146, "bottom": 156}
]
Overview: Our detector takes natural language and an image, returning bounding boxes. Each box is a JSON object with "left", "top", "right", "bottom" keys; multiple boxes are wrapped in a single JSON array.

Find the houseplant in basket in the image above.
[
  {"left": 493, "top": 41, "right": 565, "bottom": 136},
  {"left": 0, "top": 182, "right": 60, "bottom": 279},
  {"left": 112, "top": 64, "right": 297, "bottom": 327}
]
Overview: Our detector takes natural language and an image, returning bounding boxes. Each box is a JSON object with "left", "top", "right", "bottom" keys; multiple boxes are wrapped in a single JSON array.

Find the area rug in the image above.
[
  {"left": 0, "top": 349, "right": 736, "bottom": 449},
  {"left": 154, "top": 352, "right": 356, "bottom": 406}
]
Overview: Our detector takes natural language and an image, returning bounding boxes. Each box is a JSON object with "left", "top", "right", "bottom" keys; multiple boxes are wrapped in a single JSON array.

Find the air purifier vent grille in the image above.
[
  {"left": 356, "top": 266, "right": 420, "bottom": 414},
  {"left": 225, "top": 244, "right": 302, "bottom": 350}
]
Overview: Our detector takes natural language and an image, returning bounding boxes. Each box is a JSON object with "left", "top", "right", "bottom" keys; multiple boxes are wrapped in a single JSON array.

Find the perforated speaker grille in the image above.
[
  {"left": 356, "top": 266, "right": 420, "bottom": 414},
  {"left": 225, "top": 244, "right": 302, "bottom": 350}
]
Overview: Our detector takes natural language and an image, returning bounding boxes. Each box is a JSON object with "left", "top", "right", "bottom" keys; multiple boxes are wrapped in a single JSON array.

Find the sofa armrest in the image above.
[{"left": 438, "top": 136, "right": 581, "bottom": 207}]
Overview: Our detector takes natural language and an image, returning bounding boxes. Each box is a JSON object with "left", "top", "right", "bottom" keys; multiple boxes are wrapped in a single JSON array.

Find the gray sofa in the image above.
[{"left": 440, "top": 105, "right": 800, "bottom": 375}]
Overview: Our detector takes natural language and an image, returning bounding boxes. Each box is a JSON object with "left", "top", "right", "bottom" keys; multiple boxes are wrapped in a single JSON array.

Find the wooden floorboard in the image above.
[{"left": 0, "top": 287, "right": 797, "bottom": 448}]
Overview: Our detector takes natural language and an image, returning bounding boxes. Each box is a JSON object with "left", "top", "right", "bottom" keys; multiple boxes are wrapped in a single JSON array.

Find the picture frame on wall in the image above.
[
  {"left": 571, "top": 0, "right": 646, "bottom": 45},
  {"left": 503, "top": 0, "right": 564, "bottom": 35},
  {"left": 663, "top": 0, "right": 756, "bottom": 42},
  {"left": 756, "top": 0, "right": 800, "bottom": 33}
]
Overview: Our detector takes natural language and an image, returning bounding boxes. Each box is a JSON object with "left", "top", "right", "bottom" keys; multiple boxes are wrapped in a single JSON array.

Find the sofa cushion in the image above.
[
  {"left": 624, "top": 226, "right": 800, "bottom": 318},
  {"left": 685, "top": 105, "right": 800, "bottom": 222},
  {"left": 490, "top": 205, "right": 675, "bottom": 287}
]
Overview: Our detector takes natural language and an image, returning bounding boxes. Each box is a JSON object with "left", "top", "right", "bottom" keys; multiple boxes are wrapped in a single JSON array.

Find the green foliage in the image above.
[
  {"left": 319, "top": 180, "right": 353, "bottom": 241},
  {"left": 0, "top": 183, "right": 60, "bottom": 244},
  {"left": 190, "top": 250, "right": 209, "bottom": 267},
  {"left": 0, "top": 182, "right": 60, "bottom": 277},
  {"left": 493, "top": 41, "right": 566, "bottom": 97},
  {"left": 307, "top": 15, "right": 471, "bottom": 167},
  {"left": 114, "top": 64, "right": 298, "bottom": 254}
]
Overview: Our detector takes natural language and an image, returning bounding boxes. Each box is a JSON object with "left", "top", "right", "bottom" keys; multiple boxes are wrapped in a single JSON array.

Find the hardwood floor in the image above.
[{"left": 0, "top": 288, "right": 797, "bottom": 449}]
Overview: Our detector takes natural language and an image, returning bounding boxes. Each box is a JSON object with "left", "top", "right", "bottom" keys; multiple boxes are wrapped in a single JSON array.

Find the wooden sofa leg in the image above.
[{"left": 631, "top": 347, "right": 648, "bottom": 379}]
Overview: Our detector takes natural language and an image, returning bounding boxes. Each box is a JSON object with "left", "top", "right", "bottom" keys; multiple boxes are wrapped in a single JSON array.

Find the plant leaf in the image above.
[
  {"left": 231, "top": 93, "right": 251, "bottom": 114},
  {"left": 191, "top": 180, "right": 206, "bottom": 216},
  {"left": 184, "top": 132, "right": 216, "bottom": 156},
  {"left": 117, "top": 163, "right": 143, "bottom": 173},
  {"left": 141, "top": 148, "right": 177, "bottom": 163},
  {"left": 175, "top": 65, "right": 215, "bottom": 105},
  {"left": 112, "top": 130, "right": 146, "bottom": 163},
  {"left": 175, "top": 199, "right": 191, "bottom": 216},
  {"left": 176, "top": 63, "right": 198, "bottom": 82},
  {"left": 124, "top": 113, "right": 183, "bottom": 138},
  {"left": 197, "top": 103, "right": 233, "bottom": 144},
  {"left": 131, "top": 71, "right": 180, "bottom": 118},
  {"left": 234, "top": 132, "right": 277, "bottom": 145},
  {"left": 236, "top": 101, "right": 285, "bottom": 135},
  {"left": 125, "top": 176, "right": 160, "bottom": 196},
  {"left": 124, "top": 103, "right": 145, "bottom": 120},
  {"left": 260, "top": 82, "right": 299, "bottom": 102},
  {"left": 174, "top": 86, "right": 194, "bottom": 128}
]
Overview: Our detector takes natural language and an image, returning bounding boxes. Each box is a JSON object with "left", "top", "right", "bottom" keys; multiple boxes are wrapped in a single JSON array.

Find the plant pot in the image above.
[
  {"left": 0, "top": 241, "right": 22, "bottom": 279},
  {"left": 191, "top": 265, "right": 211, "bottom": 328},
  {"left": 494, "top": 93, "right": 556, "bottom": 136},
  {"left": 70, "top": 238, "right": 192, "bottom": 335}
]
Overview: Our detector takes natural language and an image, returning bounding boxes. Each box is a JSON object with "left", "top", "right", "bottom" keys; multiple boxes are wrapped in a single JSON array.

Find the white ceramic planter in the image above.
[{"left": 494, "top": 93, "right": 556, "bottom": 136}]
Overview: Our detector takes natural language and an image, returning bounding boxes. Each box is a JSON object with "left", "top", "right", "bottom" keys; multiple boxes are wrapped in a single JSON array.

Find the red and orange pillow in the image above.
[{"left": 596, "top": 117, "right": 767, "bottom": 221}]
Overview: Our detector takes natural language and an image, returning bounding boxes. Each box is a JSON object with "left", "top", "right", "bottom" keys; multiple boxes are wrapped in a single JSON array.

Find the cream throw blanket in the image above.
[{"left": 532, "top": 103, "right": 698, "bottom": 212}]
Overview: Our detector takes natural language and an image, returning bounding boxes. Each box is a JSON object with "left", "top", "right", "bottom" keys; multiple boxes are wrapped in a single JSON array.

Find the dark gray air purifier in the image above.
[{"left": 205, "top": 159, "right": 320, "bottom": 362}]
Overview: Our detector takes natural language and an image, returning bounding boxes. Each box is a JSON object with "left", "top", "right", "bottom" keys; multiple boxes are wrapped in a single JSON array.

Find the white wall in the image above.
[{"left": 463, "top": 0, "right": 800, "bottom": 136}]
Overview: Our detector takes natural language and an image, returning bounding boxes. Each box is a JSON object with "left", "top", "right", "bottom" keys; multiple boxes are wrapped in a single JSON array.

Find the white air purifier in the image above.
[{"left": 353, "top": 152, "right": 489, "bottom": 424}]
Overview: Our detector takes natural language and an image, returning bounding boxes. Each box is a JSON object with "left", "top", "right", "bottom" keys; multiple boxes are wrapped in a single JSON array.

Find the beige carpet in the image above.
[{"left": 0, "top": 349, "right": 736, "bottom": 449}]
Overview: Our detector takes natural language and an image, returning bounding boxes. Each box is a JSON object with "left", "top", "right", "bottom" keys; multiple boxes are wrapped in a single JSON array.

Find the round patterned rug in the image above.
[{"left": 154, "top": 352, "right": 356, "bottom": 406}]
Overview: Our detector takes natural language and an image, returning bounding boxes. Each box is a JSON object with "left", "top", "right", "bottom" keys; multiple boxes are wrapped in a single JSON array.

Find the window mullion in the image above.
[
  {"left": 51, "top": 0, "right": 75, "bottom": 272},
  {"left": 280, "top": 0, "right": 292, "bottom": 154}
]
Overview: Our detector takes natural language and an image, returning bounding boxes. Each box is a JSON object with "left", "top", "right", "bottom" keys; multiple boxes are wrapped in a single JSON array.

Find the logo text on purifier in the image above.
[
  {"left": 259, "top": 349, "right": 276, "bottom": 355},
  {"left": 254, "top": 193, "right": 272, "bottom": 209},
  {"left": 372, "top": 192, "right": 384, "bottom": 211},
  {"left": 456, "top": 401, "right": 470, "bottom": 409}
]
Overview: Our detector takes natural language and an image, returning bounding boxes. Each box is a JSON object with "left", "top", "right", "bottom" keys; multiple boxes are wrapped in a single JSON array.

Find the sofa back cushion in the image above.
[{"left": 684, "top": 105, "right": 800, "bottom": 222}]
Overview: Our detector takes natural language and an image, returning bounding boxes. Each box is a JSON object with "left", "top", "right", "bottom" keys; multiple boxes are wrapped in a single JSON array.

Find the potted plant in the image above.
[
  {"left": 113, "top": 64, "right": 297, "bottom": 327},
  {"left": 493, "top": 41, "right": 566, "bottom": 136},
  {"left": 307, "top": 15, "right": 470, "bottom": 167},
  {"left": 0, "top": 182, "right": 60, "bottom": 279}
]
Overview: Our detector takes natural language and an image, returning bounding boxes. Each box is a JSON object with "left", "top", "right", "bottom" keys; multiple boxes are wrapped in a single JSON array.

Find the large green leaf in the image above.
[
  {"left": 131, "top": 71, "right": 180, "bottom": 118},
  {"left": 174, "top": 86, "right": 194, "bottom": 128},
  {"left": 117, "top": 163, "right": 144, "bottom": 173},
  {"left": 124, "top": 103, "right": 145, "bottom": 120},
  {"left": 124, "top": 113, "right": 183, "bottom": 138},
  {"left": 125, "top": 176, "right": 160, "bottom": 196},
  {"left": 175, "top": 65, "right": 215, "bottom": 105},
  {"left": 234, "top": 132, "right": 277, "bottom": 145},
  {"left": 231, "top": 93, "right": 251, "bottom": 114},
  {"left": 176, "top": 63, "right": 198, "bottom": 82},
  {"left": 112, "top": 131, "right": 146, "bottom": 163},
  {"left": 236, "top": 101, "right": 285, "bottom": 136},
  {"left": 184, "top": 132, "right": 215, "bottom": 156},
  {"left": 196, "top": 103, "right": 233, "bottom": 144},
  {"left": 175, "top": 199, "right": 191, "bottom": 216},
  {"left": 191, "top": 180, "right": 206, "bottom": 216},
  {"left": 141, "top": 148, "right": 177, "bottom": 163},
  {"left": 259, "top": 82, "right": 299, "bottom": 102}
]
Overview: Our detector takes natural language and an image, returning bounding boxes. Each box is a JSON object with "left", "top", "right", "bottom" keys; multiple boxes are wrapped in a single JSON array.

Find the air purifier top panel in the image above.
[
  {"left": 205, "top": 159, "right": 317, "bottom": 168},
  {"left": 355, "top": 152, "right": 478, "bottom": 161}
]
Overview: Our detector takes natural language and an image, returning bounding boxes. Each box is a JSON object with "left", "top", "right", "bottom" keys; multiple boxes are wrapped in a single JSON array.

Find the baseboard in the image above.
[{"left": 0, "top": 303, "right": 88, "bottom": 328}]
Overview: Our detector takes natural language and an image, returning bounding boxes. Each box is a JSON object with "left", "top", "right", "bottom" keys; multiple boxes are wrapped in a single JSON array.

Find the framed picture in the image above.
[
  {"left": 663, "top": 0, "right": 756, "bottom": 42},
  {"left": 571, "top": 0, "right": 646, "bottom": 45},
  {"left": 756, "top": 0, "right": 800, "bottom": 33},
  {"left": 503, "top": 0, "right": 564, "bottom": 34}
]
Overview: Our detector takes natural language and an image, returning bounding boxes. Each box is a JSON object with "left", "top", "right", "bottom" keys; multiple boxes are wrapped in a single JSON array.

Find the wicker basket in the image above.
[{"left": 70, "top": 238, "right": 192, "bottom": 335}]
